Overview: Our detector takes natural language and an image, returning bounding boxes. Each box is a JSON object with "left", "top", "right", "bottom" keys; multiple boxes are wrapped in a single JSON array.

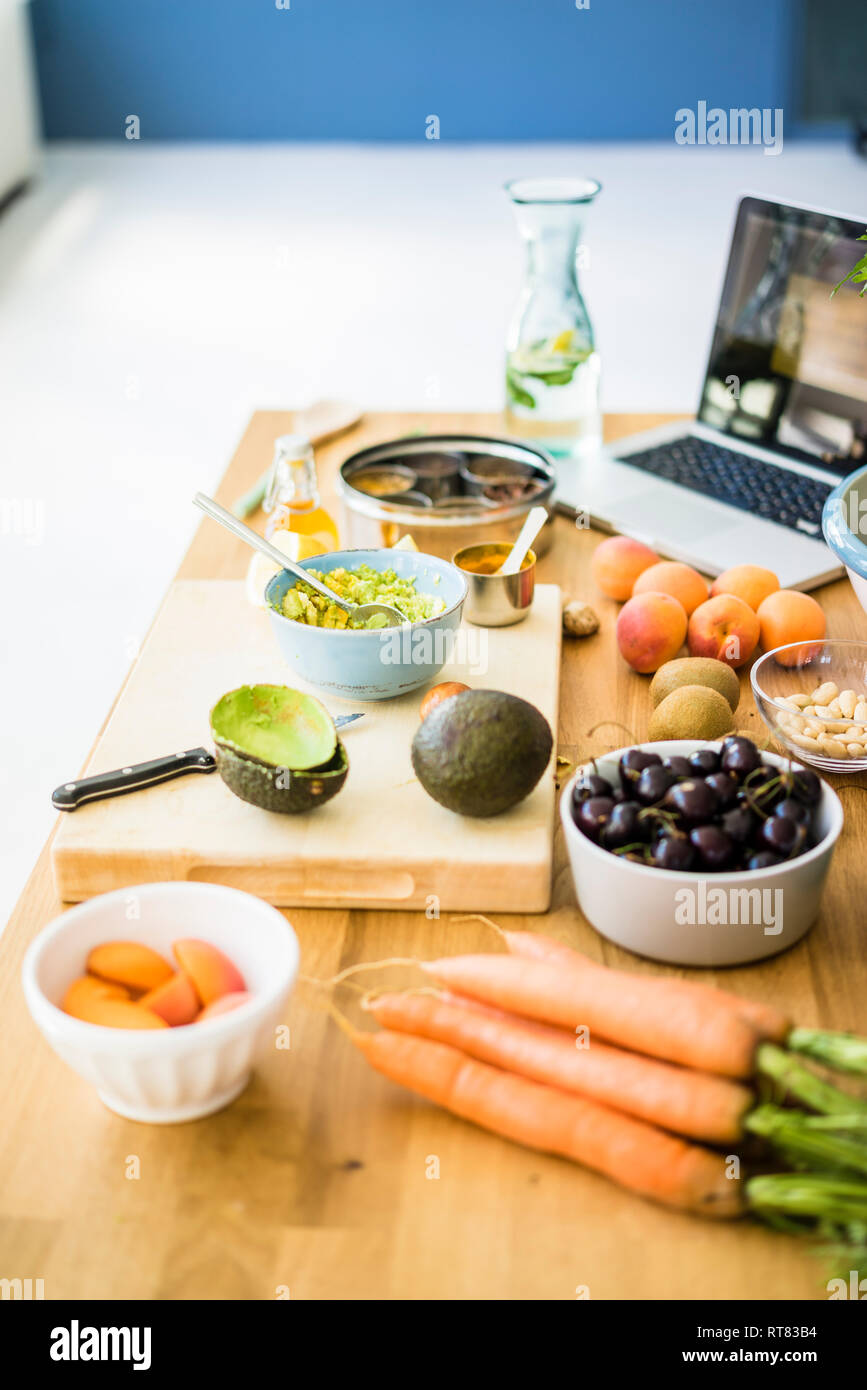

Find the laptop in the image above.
[{"left": 554, "top": 195, "right": 867, "bottom": 590}]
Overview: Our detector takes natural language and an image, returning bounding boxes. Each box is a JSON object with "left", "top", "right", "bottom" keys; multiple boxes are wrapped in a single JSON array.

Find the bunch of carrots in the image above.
[{"left": 332, "top": 926, "right": 867, "bottom": 1255}]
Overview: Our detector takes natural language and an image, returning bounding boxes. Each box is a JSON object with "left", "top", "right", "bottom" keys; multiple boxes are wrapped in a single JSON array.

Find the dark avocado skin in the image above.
[
  {"left": 215, "top": 739, "right": 348, "bottom": 814},
  {"left": 411, "top": 690, "right": 553, "bottom": 817}
]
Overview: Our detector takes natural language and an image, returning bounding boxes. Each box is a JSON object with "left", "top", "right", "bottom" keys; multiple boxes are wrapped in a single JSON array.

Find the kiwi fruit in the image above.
[
  {"left": 650, "top": 657, "right": 740, "bottom": 714},
  {"left": 648, "top": 685, "right": 735, "bottom": 741}
]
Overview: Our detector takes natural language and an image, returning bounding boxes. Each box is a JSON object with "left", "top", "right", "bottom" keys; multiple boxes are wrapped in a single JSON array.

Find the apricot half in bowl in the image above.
[{"left": 210, "top": 684, "right": 348, "bottom": 814}]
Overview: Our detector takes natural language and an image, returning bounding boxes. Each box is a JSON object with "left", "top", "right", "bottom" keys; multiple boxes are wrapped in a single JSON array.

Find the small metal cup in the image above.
[
  {"left": 452, "top": 542, "right": 536, "bottom": 627},
  {"left": 377, "top": 490, "right": 433, "bottom": 508}
]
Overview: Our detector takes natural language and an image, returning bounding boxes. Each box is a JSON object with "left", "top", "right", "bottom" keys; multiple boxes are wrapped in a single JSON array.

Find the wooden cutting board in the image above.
[{"left": 52, "top": 580, "right": 562, "bottom": 910}]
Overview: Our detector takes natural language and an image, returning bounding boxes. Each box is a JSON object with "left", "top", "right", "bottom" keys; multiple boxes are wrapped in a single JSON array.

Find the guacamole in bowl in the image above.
[{"left": 279, "top": 563, "right": 446, "bottom": 629}]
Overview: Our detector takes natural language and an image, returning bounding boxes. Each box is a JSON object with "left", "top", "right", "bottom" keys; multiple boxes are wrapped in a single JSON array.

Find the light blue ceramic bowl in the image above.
[
  {"left": 823, "top": 465, "right": 867, "bottom": 617},
  {"left": 265, "top": 548, "right": 468, "bottom": 702}
]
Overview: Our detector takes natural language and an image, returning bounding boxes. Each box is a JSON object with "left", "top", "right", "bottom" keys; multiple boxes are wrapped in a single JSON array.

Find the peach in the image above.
[
  {"left": 757, "top": 589, "right": 826, "bottom": 667},
  {"left": 615, "top": 592, "right": 688, "bottom": 674},
  {"left": 419, "top": 681, "right": 470, "bottom": 721},
  {"left": 710, "top": 564, "right": 780, "bottom": 612},
  {"left": 65, "top": 995, "right": 169, "bottom": 1029},
  {"left": 197, "top": 991, "right": 253, "bottom": 1022},
  {"left": 87, "top": 941, "right": 174, "bottom": 994},
  {"left": 632, "top": 561, "right": 709, "bottom": 615},
  {"left": 173, "top": 939, "right": 246, "bottom": 1005},
  {"left": 139, "top": 971, "right": 200, "bottom": 1026},
  {"left": 687, "top": 594, "right": 760, "bottom": 669},
  {"left": 591, "top": 535, "right": 658, "bottom": 601},
  {"left": 62, "top": 974, "right": 131, "bottom": 1020}
]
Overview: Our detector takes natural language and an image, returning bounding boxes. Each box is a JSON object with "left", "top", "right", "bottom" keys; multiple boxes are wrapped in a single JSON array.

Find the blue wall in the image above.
[{"left": 31, "top": 0, "right": 796, "bottom": 141}]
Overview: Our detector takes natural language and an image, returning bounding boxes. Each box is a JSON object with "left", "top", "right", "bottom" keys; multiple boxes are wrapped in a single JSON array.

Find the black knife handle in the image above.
[{"left": 52, "top": 748, "right": 217, "bottom": 811}]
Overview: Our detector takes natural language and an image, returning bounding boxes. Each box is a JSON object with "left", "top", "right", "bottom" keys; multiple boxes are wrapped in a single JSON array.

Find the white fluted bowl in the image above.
[{"left": 22, "top": 882, "right": 299, "bottom": 1123}]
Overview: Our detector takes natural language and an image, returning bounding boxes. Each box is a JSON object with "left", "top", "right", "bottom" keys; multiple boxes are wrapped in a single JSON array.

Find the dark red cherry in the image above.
[
  {"left": 689, "top": 825, "right": 737, "bottom": 871},
  {"left": 774, "top": 797, "right": 811, "bottom": 827},
  {"left": 573, "top": 796, "right": 615, "bottom": 842},
  {"left": 572, "top": 773, "right": 613, "bottom": 807},
  {"left": 663, "top": 778, "right": 719, "bottom": 827},
  {"left": 662, "top": 755, "right": 693, "bottom": 781},
  {"left": 791, "top": 768, "right": 822, "bottom": 806},
  {"left": 721, "top": 804, "right": 757, "bottom": 845},
  {"left": 601, "top": 801, "right": 646, "bottom": 850},
  {"left": 689, "top": 748, "right": 721, "bottom": 777},
  {"left": 652, "top": 834, "right": 696, "bottom": 870},
  {"left": 747, "top": 849, "right": 782, "bottom": 870},
  {"left": 704, "top": 771, "right": 739, "bottom": 811},
  {"left": 760, "top": 815, "right": 807, "bottom": 859},
  {"left": 721, "top": 737, "right": 762, "bottom": 779},
  {"left": 619, "top": 749, "right": 662, "bottom": 788},
  {"left": 635, "top": 765, "right": 675, "bottom": 806}
]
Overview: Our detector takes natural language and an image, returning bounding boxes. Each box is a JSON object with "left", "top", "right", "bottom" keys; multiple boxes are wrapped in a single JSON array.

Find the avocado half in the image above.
[
  {"left": 210, "top": 684, "right": 348, "bottom": 814},
  {"left": 411, "top": 688, "right": 553, "bottom": 817}
]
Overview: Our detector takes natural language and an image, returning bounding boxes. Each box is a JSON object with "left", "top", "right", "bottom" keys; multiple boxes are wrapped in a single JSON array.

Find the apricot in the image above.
[
  {"left": 197, "top": 991, "right": 253, "bottom": 1022},
  {"left": 62, "top": 974, "right": 131, "bottom": 1020},
  {"left": 139, "top": 971, "right": 200, "bottom": 1026},
  {"left": 757, "top": 589, "right": 826, "bottom": 667},
  {"left": 710, "top": 564, "right": 780, "bottom": 612},
  {"left": 687, "top": 594, "right": 760, "bottom": 669},
  {"left": 591, "top": 535, "right": 659, "bottom": 601},
  {"left": 173, "top": 939, "right": 246, "bottom": 1005},
  {"left": 632, "top": 561, "right": 709, "bottom": 616},
  {"left": 87, "top": 941, "right": 174, "bottom": 994},
  {"left": 65, "top": 996, "right": 169, "bottom": 1029},
  {"left": 615, "top": 592, "right": 688, "bottom": 674},
  {"left": 419, "top": 682, "right": 470, "bottom": 721}
]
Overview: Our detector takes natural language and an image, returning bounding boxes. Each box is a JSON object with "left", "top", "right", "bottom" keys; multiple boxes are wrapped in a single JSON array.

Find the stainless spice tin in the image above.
[{"left": 338, "top": 434, "right": 556, "bottom": 560}]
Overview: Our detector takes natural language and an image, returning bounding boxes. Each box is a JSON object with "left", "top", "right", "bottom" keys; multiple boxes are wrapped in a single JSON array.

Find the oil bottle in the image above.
[{"left": 263, "top": 434, "right": 340, "bottom": 551}]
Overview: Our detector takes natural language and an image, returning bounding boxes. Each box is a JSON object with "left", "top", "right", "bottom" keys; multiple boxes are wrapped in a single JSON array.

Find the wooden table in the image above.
[{"left": 2, "top": 410, "right": 866, "bottom": 1301}]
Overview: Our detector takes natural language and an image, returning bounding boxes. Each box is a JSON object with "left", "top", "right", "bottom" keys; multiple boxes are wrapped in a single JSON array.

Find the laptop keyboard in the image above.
[{"left": 621, "top": 436, "right": 831, "bottom": 537}]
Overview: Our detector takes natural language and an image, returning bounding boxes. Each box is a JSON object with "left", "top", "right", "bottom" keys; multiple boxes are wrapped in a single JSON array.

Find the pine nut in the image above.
[
  {"left": 819, "top": 735, "right": 848, "bottom": 758},
  {"left": 811, "top": 682, "right": 839, "bottom": 705},
  {"left": 790, "top": 733, "right": 825, "bottom": 754}
]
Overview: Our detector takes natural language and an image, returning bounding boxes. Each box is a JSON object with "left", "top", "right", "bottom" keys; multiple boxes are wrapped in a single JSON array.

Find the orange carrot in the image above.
[
  {"left": 352, "top": 1025, "right": 743, "bottom": 1217},
  {"left": 502, "top": 930, "right": 791, "bottom": 1044},
  {"left": 369, "top": 990, "right": 753, "bottom": 1144},
  {"left": 421, "top": 953, "right": 761, "bottom": 1078}
]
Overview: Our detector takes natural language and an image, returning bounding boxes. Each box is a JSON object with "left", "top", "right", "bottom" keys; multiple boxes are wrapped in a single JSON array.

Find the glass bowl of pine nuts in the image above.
[{"left": 751, "top": 640, "right": 867, "bottom": 773}]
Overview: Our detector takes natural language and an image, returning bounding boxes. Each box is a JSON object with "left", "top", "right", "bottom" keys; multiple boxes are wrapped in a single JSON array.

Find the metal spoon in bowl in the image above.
[
  {"left": 192, "top": 493, "right": 407, "bottom": 627},
  {"left": 497, "top": 505, "right": 549, "bottom": 576}
]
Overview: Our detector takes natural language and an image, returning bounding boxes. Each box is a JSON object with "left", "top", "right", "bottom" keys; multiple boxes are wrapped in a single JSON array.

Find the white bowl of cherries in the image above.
[{"left": 560, "top": 737, "right": 843, "bottom": 967}]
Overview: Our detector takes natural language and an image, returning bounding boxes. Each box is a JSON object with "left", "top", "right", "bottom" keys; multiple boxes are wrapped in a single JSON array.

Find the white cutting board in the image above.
[{"left": 52, "top": 581, "right": 561, "bottom": 911}]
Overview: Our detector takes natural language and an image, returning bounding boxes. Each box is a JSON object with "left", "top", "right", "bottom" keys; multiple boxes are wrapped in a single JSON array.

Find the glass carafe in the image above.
[{"left": 504, "top": 177, "right": 602, "bottom": 457}]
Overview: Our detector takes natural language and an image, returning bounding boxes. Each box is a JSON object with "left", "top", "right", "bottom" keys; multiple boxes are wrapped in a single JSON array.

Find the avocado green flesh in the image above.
[
  {"left": 215, "top": 739, "right": 348, "bottom": 814},
  {"left": 210, "top": 684, "right": 336, "bottom": 771},
  {"left": 411, "top": 689, "right": 553, "bottom": 817}
]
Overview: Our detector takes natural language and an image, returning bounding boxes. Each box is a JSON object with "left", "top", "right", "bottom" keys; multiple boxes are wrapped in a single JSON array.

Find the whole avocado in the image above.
[{"left": 412, "top": 688, "right": 553, "bottom": 817}]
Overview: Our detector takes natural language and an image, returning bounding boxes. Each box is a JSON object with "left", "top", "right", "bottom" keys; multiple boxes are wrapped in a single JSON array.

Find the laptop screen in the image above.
[{"left": 698, "top": 196, "right": 867, "bottom": 476}]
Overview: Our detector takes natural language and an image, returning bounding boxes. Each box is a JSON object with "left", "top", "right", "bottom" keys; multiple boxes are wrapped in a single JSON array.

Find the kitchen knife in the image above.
[{"left": 52, "top": 714, "right": 365, "bottom": 811}]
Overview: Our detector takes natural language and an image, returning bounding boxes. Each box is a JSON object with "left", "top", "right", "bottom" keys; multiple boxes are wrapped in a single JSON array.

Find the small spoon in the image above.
[
  {"left": 497, "top": 505, "right": 549, "bottom": 576},
  {"left": 192, "top": 493, "right": 406, "bottom": 628}
]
